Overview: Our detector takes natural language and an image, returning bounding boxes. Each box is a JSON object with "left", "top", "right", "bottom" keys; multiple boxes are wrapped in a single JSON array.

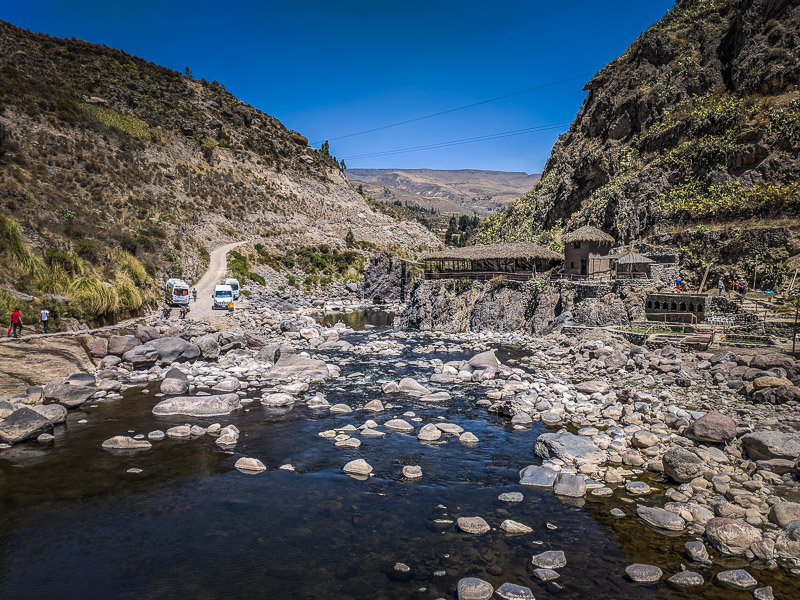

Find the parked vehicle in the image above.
[
  {"left": 221, "top": 278, "right": 240, "bottom": 300},
  {"left": 212, "top": 284, "right": 234, "bottom": 310},
  {"left": 165, "top": 278, "right": 190, "bottom": 306}
]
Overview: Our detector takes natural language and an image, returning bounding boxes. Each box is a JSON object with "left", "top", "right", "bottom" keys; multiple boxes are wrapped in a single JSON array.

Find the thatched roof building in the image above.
[
  {"left": 563, "top": 225, "right": 615, "bottom": 245},
  {"left": 423, "top": 242, "right": 562, "bottom": 262},
  {"left": 423, "top": 243, "right": 562, "bottom": 281}
]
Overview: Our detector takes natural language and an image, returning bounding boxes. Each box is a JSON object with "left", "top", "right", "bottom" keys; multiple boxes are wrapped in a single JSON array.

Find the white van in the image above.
[
  {"left": 165, "top": 279, "right": 190, "bottom": 306},
  {"left": 212, "top": 284, "right": 234, "bottom": 310},
  {"left": 221, "top": 278, "right": 240, "bottom": 300}
]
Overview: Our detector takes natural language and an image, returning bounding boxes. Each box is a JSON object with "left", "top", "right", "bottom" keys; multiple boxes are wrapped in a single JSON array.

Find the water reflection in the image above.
[{"left": 0, "top": 333, "right": 795, "bottom": 599}]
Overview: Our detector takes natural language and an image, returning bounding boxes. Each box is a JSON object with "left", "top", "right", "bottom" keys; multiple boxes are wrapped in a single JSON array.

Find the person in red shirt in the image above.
[{"left": 10, "top": 308, "right": 22, "bottom": 338}]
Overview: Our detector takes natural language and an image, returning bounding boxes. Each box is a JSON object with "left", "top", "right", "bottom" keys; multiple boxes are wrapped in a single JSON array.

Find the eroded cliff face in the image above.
[
  {"left": 398, "top": 279, "right": 650, "bottom": 335},
  {"left": 481, "top": 0, "right": 800, "bottom": 247}
]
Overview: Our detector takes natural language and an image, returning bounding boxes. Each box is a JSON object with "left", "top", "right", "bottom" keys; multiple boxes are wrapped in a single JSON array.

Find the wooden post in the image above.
[
  {"left": 789, "top": 269, "right": 798, "bottom": 296},
  {"left": 698, "top": 264, "right": 711, "bottom": 294},
  {"left": 752, "top": 264, "right": 758, "bottom": 291}
]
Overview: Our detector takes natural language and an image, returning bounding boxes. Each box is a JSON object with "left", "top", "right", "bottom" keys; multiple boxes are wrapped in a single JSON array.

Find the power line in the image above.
[
  {"left": 311, "top": 72, "right": 592, "bottom": 145},
  {"left": 342, "top": 121, "right": 573, "bottom": 161}
]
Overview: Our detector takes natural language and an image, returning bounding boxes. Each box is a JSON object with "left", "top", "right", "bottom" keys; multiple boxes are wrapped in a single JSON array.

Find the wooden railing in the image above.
[{"left": 423, "top": 271, "right": 538, "bottom": 281}]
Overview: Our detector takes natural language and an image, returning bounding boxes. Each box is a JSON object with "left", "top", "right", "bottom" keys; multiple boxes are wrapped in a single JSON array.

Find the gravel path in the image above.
[{"left": 188, "top": 241, "right": 245, "bottom": 324}]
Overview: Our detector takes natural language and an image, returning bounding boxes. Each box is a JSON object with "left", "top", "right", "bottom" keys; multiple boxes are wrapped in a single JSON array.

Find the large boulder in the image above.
[
  {"left": 704, "top": 518, "right": 762, "bottom": 556},
  {"left": 637, "top": 506, "right": 686, "bottom": 531},
  {"left": 574, "top": 380, "right": 610, "bottom": 395},
  {"left": 519, "top": 465, "right": 558, "bottom": 487},
  {"left": 398, "top": 377, "right": 431, "bottom": 396},
  {"left": 218, "top": 330, "right": 246, "bottom": 352},
  {"left": 160, "top": 368, "right": 190, "bottom": 395},
  {"left": 135, "top": 325, "right": 161, "bottom": 343},
  {"left": 255, "top": 344, "right": 281, "bottom": 364},
  {"left": 534, "top": 432, "right": 605, "bottom": 466},
  {"left": 662, "top": 445, "right": 707, "bottom": 483},
  {"left": 0, "top": 407, "right": 54, "bottom": 444},
  {"left": 152, "top": 394, "right": 242, "bottom": 417},
  {"left": 31, "top": 403, "right": 68, "bottom": 424},
  {"left": 685, "top": 412, "right": 736, "bottom": 443},
  {"left": 43, "top": 381, "right": 96, "bottom": 408},
  {"left": 268, "top": 354, "right": 329, "bottom": 380},
  {"left": 148, "top": 337, "right": 201, "bottom": 364},
  {"left": 195, "top": 334, "right": 221, "bottom": 360},
  {"left": 467, "top": 350, "right": 499, "bottom": 371},
  {"left": 741, "top": 431, "right": 800, "bottom": 461},
  {"left": 770, "top": 503, "right": 800, "bottom": 527},
  {"left": 107, "top": 335, "right": 139, "bottom": 356},
  {"left": 122, "top": 344, "right": 159, "bottom": 368},
  {"left": 102, "top": 436, "right": 152, "bottom": 451}
]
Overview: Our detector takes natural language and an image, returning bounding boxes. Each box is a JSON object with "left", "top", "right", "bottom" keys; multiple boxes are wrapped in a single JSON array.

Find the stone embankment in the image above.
[{"left": 1, "top": 279, "right": 799, "bottom": 595}]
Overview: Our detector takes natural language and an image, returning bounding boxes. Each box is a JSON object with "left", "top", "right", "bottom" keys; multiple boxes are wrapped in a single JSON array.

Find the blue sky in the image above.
[{"left": 3, "top": 0, "right": 675, "bottom": 172}]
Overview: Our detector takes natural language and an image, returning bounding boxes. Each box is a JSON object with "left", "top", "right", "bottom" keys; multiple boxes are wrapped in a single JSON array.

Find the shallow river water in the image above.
[{"left": 0, "top": 326, "right": 797, "bottom": 599}]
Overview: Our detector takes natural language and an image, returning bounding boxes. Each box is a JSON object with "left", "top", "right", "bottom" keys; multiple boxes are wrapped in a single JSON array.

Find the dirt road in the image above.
[{"left": 187, "top": 241, "right": 245, "bottom": 324}]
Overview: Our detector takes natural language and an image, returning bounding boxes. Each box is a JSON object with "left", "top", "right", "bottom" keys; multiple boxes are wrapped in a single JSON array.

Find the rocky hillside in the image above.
[
  {"left": 0, "top": 21, "right": 439, "bottom": 299},
  {"left": 347, "top": 168, "right": 540, "bottom": 216},
  {"left": 480, "top": 0, "right": 800, "bottom": 267}
]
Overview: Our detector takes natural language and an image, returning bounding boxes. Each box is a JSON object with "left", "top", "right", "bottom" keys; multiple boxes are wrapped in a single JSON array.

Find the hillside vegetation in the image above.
[
  {"left": 480, "top": 0, "right": 800, "bottom": 274},
  {"left": 0, "top": 20, "right": 438, "bottom": 322}
]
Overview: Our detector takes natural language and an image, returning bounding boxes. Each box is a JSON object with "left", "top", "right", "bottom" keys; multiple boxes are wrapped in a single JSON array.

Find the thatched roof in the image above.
[
  {"left": 615, "top": 252, "right": 654, "bottom": 265},
  {"left": 423, "top": 242, "right": 562, "bottom": 262},
  {"left": 788, "top": 254, "right": 800, "bottom": 271},
  {"left": 563, "top": 225, "right": 615, "bottom": 244}
]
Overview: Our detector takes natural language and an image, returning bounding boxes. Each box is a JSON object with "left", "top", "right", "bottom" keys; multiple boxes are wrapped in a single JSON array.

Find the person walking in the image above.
[
  {"left": 10, "top": 308, "right": 22, "bottom": 338},
  {"left": 41, "top": 306, "right": 50, "bottom": 334},
  {"left": 675, "top": 276, "right": 682, "bottom": 292},
  {"left": 718, "top": 278, "right": 724, "bottom": 296},
  {"left": 192, "top": 288, "right": 197, "bottom": 302}
]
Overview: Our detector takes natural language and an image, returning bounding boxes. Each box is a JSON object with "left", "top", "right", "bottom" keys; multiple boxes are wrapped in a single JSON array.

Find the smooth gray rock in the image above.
[
  {"left": 704, "top": 518, "right": 761, "bottom": 556},
  {"left": 531, "top": 550, "right": 566, "bottom": 569},
  {"left": 148, "top": 337, "right": 200, "bottom": 364},
  {"left": 457, "top": 577, "right": 493, "bottom": 600},
  {"left": 534, "top": 432, "right": 605, "bottom": 466},
  {"left": 667, "top": 571, "right": 704, "bottom": 587},
  {"left": 107, "top": 335, "right": 139, "bottom": 356},
  {"left": 31, "top": 403, "right": 68, "bottom": 424},
  {"left": 457, "top": 516, "right": 490, "bottom": 535},
  {"left": 135, "top": 325, "right": 160, "bottom": 343},
  {"left": 255, "top": 344, "right": 281, "bottom": 364},
  {"left": 662, "top": 445, "right": 707, "bottom": 483},
  {"left": 753, "top": 586, "right": 774, "bottom": 600},
  {"left": 715, "top": 569, "right": 757, "bottom": 590},
  {"left": 637, "top": 506, "right": 686, "bottom": 531},
  {"left": 625, "top": 564, "right": 662, "bottom": 583},
  {"left": 553, "top": 472, "right": 586, "bottom": 497},
  {"left": 398, "top": 377, "right": 431, "bottom": 396},
  {"left": 741, "top": 431, "right": 800, "bottom": 460},
  {"left": 43, "top": 381, "right": 96, "bottom": 408},
  {"left": 268, "top": 354, "right": 329, "bottom": 380},
  {"left": 102, "top": 435, "right": 152, "bottom": 451},
  {"left": 494, "top": 582, "right": 534, "bottom": 600},
  {"left": 685, "top": 540, "right": 710, "bottom": 563},
  {"left": 418, "top": 423, "right": 442, "bottom": 441},
  {"left": 532, "top": 568, "right": 560, "bottom": 581},
  {"left": 195, "top": 334, "right": 221, "bottom": 359},
  {"left": 0, "top": 408, "right": 54, "bottom": 444},
  {"left": 122, "top": 345, "right": 159, "bottom": 368},
  {"left": 498, "top": 492, "right": 524, "bottom": 503},
  {"left": 152, "top": 394, "right": 242, "bottom": 417},
  {"left": 519, "top": 465, "right": 557, "bottom": 487},
  {"left": 384, "top": 418, "right": 414, "bottom": 432},
  {"left": 342, "top": 459, "right": 372, "bottom": 476},
  {"left": 160, "top": 369, "right": 190, "bottom": 394},
  {"left": 468, "top": 350, "right": 499, "bottom": 370}
]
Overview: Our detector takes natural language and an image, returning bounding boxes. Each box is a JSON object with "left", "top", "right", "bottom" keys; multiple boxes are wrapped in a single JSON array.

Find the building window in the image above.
[
  {"left": 570, "top": 262, "right": 574, "bottom": 269},
  {"left": 573, "top": 242, "right": 581, "bottom": 249}
]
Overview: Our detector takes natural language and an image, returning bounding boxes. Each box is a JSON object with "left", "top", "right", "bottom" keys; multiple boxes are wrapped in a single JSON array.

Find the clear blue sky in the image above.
[{"left": 3, "top": 0, "right": 674, "bottom": 172}]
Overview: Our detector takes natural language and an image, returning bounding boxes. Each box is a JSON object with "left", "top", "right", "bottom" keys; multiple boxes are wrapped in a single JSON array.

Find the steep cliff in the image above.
[{"left": 480, "top": 0, "right": 800, "bottom": 250}]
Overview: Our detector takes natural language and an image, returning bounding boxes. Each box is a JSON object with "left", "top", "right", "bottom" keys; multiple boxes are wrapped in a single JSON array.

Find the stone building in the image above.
[{"left": 563, "top": 226, "right": 615, "bottom": 279}]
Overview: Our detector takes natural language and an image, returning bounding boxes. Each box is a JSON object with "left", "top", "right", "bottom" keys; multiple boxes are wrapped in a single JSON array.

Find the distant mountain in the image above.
[{"left": 346, "top": 169, "right": 541, "bottom": 216}]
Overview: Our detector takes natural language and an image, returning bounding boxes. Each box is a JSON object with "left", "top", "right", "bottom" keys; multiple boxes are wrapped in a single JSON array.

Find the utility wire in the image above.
[
  {"left": 342, "top": 121, "right": 573, "bottom": 161},
  {"left": 311, "top": 72, "right": 592, "bottom": 145}
]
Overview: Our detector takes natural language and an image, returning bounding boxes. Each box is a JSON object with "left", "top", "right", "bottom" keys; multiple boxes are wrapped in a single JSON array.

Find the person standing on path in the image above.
[
  {"left": 41, "top": 307, "right": 50, "bottom": 334},
  {"left": 718, "top": 278, "right": 724, "bottom": 296},
  {"left": 10, "top": 308, "right": 22, "bottom": 338}
]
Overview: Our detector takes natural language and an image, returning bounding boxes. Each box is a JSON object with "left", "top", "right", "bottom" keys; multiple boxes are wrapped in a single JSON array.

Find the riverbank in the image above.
[{"left": 0, "top": 280, "right": 799, "bottom": 598}]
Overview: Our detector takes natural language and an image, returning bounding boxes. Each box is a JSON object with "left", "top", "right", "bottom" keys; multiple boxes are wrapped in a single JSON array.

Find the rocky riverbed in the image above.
[{"left": 0, "top": 291, "right": 799, "bottom": 599}]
